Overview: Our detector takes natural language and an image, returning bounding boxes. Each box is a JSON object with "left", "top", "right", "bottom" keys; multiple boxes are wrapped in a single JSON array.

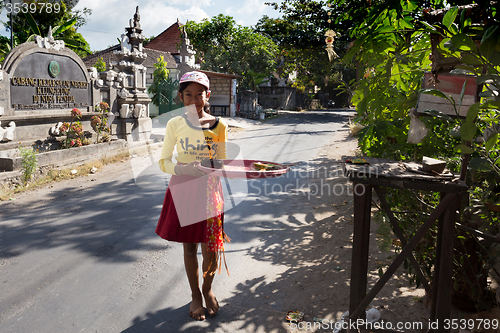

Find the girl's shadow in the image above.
[{"left": 121, "top": 304, "right": 220, "bottom": 333}]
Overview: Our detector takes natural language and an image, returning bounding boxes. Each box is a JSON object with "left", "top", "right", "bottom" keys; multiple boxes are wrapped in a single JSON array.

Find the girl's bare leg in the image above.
[
  {"left": 201, "top": 243, "right": 219, "bottom": 315},
  {"left": 183, "top": 243, "right": 205, "bottom": 320}
]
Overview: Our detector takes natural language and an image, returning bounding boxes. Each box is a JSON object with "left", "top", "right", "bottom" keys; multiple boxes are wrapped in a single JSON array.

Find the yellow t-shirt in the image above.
[{"left": 158, "top": 115, "right": 228, "bottom": 175}]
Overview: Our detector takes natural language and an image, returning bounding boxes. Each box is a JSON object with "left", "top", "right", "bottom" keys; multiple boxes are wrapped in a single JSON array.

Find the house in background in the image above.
[
  {"left": 83, "top": 19, "right": 241, "bottom": 117},
  {"left": 144, "top": 20, "right": 241, "bottom": 117},
  {"left": 198, "top": 70, "right": 241, "bottom": 117},
  {"left": 82, "top": 45, "right": 177, "bottom": 117}
]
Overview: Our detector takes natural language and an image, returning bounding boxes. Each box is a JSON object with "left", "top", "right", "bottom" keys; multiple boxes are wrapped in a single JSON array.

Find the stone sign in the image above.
[
  {"left": 10, "top": 53, "right": 90, "bottom": 110},
  {"left": 0, "top": 33, "right": 92, "bottom": 146}
]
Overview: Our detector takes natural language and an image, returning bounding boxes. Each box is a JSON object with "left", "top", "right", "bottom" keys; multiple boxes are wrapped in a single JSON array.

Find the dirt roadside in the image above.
[{"left": 265, "top": 127, "right": 435, "bottom": 333}]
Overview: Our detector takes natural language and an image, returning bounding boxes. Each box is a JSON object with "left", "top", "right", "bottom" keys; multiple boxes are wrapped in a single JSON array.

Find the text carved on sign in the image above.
[{"left": 10, "top": 76, "right": 89, "bottom": 110}]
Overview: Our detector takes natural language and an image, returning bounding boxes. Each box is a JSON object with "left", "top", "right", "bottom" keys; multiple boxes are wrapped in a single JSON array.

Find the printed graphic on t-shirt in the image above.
[{"left": 179, "top": 135, "right": 220, "bottom": 159}]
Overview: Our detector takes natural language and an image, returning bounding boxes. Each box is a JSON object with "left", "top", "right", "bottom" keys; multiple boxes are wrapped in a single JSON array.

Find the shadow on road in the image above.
[
  {"left": 121, "top": 135, "right": 428, "bottom": 332},
  {"left": 0, "top": 171, "right": 166, "bottom": 263}
]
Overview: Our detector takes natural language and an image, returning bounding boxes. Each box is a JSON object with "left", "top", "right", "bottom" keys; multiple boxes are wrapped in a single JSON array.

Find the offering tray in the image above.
[{"left": 196, "top": 159, "right": 289, "bottom": 179}]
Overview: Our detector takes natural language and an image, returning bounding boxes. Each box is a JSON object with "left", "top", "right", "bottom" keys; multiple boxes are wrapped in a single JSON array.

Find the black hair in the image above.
[{"left": 178, "top": 82, "right": 211, "bottom": 114}]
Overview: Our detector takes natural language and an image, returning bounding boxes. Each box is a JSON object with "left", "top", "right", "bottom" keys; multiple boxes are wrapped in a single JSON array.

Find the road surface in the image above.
[{"left": 0, "top": 110, "right": 357, "bottom": 333}]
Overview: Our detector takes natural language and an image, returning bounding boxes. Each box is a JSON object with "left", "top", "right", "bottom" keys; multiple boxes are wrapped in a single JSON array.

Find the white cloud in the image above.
[
  {"left": 51, "top": 0, "right": 280, "bottom": 51},
  {"left": 140, "top": 4, "right": 210, "bottom": 34},
  {"left": 154, "top": 0, "right": 213, "bottom": 6},
  {"left": 224, "top": 0, "right": 274, "bottom": 26},
  {"left": 74, "top": 0, "right": 214, "bottom": 50}
]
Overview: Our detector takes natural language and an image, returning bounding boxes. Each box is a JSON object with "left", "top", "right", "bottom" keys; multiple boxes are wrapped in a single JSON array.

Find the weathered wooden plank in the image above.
[
  {"left": 349, "top": 183, "right": 372, "bottom": 325},
  {"left": 349, "top": 193, "right": 458, "bottom": 320}
]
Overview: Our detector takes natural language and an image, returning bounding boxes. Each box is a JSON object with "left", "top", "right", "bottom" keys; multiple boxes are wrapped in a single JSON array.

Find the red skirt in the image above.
[{"left": 156, "top": 174, "right": 225, "bottom": 250}]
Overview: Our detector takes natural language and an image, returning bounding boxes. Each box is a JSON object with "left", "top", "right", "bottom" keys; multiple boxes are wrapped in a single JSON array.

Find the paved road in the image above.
[{"left": 0, "top": 111, "right": 355, "bottom": 333}]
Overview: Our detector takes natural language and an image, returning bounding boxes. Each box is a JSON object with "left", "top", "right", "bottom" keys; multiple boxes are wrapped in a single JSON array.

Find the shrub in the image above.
[{"left": 19, "top": 147, "right": 38, "bottom": 184}]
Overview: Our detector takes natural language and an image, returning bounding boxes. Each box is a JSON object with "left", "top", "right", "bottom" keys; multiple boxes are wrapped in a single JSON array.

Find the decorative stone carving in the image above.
[
  {"left": 120, "top": 104, "right": 130, "bottom": 118},
  {"left": 117, "top": 88, "right": 131, "bottom": 99},
  {"left": 0, "top": 121, "right": 16, "bottom": 142},
  {"left": 88, "top": 67, "right": 98, "bottom": 80},
  {"left": 106, "top": 70, "right": 118, "bottom": 83},
  {"left": 120, "top": 34, "right": 132, "bottom": 55},
  {"left": 35, "top": 26, "right": 65, "bottom": 51},
  {"left": 116, "top": 72, "right": 128, "bottom": 88},
  {"left": 179, "top": 26, "right": 198, "bottom": 69},
  {"left": 133, "top": 104, "right": 145, "bottom": 118},
  {"left": 49, "top": 122, "right": 63, "bottom": 136},
  {"left": 133, "top": 6, "right": 141, "bottom": 29},
  {"left": 95, "top": 6, "right": 151, "bottom": 141}
]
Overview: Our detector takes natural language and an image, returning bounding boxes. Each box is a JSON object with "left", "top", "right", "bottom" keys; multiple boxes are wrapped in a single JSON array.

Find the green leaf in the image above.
[
  {"left": 460, "top": 9, "right": 471, "bottom": 31},
  {"left": 460, "top": 121, "right": 477, "bottom": 141},
  {"left": 469, "top": 157, "right": 494, "bottom": 171},
  {"left": 419, "top": 88, "right": 451, "bottom": 102},
  {"left": 460, "top": 52, "right": 483, "bottom": 66},
  {"left": 480, "top": 101, "right": 500, "bottom": 110},
  {"left": 53, "top": 18, "right": 77, "bottom": 36},
  {"left": 480, "top": 27, "right": 500, "bottom": 66},
  {"left": 455, "top": 144, "right": 475, "bottom": 154},
  {"left": 420, "top": 21, "right": 437, "bottom": 32},
  {"left": 23, "top": 12, "right": 41, "bottom": 37},
  {"left": 443, "top": 6, "right": 459, "bottom": 30},
  {"left": 375, "top": 26, "right": 396, "bottom": 33},
  {"left": 458, "top": 79, "right": 467, "bottom": 112},
  {"left": 485, "top": 133, "right": 498, "bottom": 153},
  {"left": 451, "top": 33, "right": 477, "bottom": 52},
  {"left": 479, "top": 90, "right": 499, "bottom": 98},
  {"left": 481, "top": 26, "right": 498, "bottom": 44},
  {"left": 466, "top": 102, "right": 480, "bottom": 123},
  {"left": 419, "top": 109, "right": 454, "bottom": 121},
  {"left": 476, "top": 74, "right": 500, "bottom": 85}
]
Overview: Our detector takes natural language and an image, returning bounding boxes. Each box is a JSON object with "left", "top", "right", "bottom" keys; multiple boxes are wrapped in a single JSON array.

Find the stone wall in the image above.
[
  {"left": 210, "top": 77, "right": 231, "bottom": 95},
  {"left": 258, "top": 86, "right": 296, "bottom": 110}
]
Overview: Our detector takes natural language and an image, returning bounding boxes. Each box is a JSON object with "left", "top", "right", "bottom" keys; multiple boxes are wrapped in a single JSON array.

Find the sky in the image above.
[{"left": 0, "top": 0, "right": 283, "bottom": 52}]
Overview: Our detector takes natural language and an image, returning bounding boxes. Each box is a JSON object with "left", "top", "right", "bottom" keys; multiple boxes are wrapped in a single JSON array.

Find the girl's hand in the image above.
[{"left": 176, "top": 161, "right": 205, "bottom": 177}]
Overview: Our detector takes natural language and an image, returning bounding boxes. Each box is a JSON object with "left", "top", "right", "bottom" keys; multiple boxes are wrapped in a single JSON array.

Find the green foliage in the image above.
[
  {"left": 185, "top": 15, "right": 279, "bottom": 91},
  {"left": 246, "top": 69, "right": 268, "bottom": 92},
  {"left": 346, "top": 0, "right": 500, "bottom": 308},
  {"left": 19, "top": 146, "right": 38, "bottom": 184},
  {"left": 143, "top": 35, "right": 156, "bottom": 45},
  {"left": 147, "top": 56, "right": 170, "bottom": 108},
  {"left": 0, "top": 0, "right": 92, "bottom": 61},
  {"left": 94, "top": 57, "right": 106, "bottom": 72},
  {"left": 256, "top": 4, "right": 355, "bottom": 104}
]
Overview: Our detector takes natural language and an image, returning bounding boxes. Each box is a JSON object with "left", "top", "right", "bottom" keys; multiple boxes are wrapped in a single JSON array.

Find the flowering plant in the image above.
[
  {"left": 91, "top": 102, "right": 111, "bottom": 143},
  {"left": 59, "top": 108, "right": 86, "bottom": 149}
]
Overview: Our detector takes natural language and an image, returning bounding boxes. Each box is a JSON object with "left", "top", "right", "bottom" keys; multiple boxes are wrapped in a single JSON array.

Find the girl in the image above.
[{"left": 155, "top": 71, "right": 229, "bottom": 321}]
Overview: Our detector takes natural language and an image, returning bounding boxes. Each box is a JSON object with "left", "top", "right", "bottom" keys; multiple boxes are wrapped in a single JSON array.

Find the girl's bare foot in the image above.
[
  {"left": 189, "top": 293, "right": 205, "bottom": 320},
  {"left": 203, "top": 287, "right": 219, "bottom": 316}
]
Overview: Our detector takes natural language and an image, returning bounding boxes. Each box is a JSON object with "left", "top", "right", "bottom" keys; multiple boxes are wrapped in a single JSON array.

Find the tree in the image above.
[
  {"left": 255, "top": 3, "right": 355, "bottom": 104},
  {"left": 339, "top": 0, "right": 500, "bottom": 309},
  {"left": 94, "top": 57, "right": 106, "bottom": 72},
  {"left": 184, "top": 14, "right": 279, "bottom": 91},
  {"left": 0, "top": 0, "right": 92, "bottom": 60},
  {"left": 148, "top": 56, "right": 170, "bottom": 108}
]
